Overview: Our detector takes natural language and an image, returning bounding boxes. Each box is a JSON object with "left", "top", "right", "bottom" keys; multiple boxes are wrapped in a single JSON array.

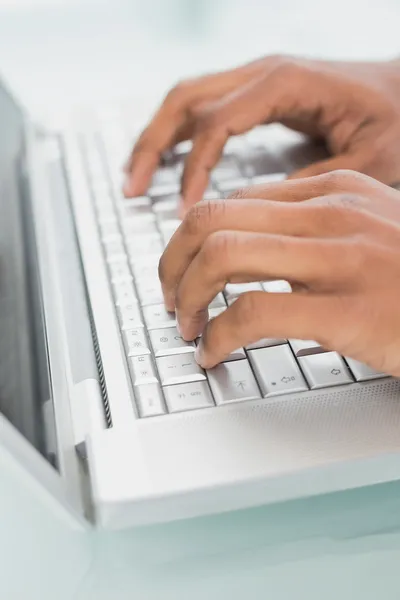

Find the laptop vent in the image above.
[{"left": 89, "top": 309, "right": 112, "bottom": 428}]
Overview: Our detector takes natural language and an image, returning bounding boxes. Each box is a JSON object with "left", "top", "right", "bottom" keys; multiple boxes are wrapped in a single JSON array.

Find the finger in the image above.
[
  {"left": 195, "top": 292, "right": 340, "bottom": 368},
  {"left": 180, "top": 62, "right": 336, "bottom": 210},
  {"left": 288, "top": 153, "right": 368, "bottom": 180},
  {"left": 175, "top": 231, "right": 350, "bottom": 341},
  {"left": 159, "top": 198, "right": 357, "bottom": 310},
  {"left": 123, "top": 69, "right": 258, "bottom": 197}
]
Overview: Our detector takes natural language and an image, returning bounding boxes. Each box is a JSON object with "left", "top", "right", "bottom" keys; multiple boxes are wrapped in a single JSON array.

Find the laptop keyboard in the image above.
[{"left": 82, "top": 128, "right": 387, "bottom": 418}]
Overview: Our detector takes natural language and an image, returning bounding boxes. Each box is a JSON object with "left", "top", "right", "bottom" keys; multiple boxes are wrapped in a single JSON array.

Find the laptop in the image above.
[{"left": 2, "top": 75, "right": 400, "bottom": 531}]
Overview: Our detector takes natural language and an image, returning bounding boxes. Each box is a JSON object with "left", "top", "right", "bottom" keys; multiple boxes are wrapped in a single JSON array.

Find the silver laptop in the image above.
[{"left": 2, "top": 76, "right": 400, "bottom": 531}]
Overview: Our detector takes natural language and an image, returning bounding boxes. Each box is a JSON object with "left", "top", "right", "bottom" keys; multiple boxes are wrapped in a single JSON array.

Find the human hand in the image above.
[
  {"left": 158, "top": 170, "right": 400, "bottom": 376},
  {"left": 124, "top": 56, "right": 400, "bottom": 212}
]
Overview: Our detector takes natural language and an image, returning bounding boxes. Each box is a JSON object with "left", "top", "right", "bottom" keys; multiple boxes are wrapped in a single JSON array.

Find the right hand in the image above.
[{"left": 123, "top": 56, "right": 400, "bottom": 212}]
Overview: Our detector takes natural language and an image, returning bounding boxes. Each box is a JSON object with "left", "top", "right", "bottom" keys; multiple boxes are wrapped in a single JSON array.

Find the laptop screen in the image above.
[{"left": 0, "top": 83, "right": 58, "bottom": 469}]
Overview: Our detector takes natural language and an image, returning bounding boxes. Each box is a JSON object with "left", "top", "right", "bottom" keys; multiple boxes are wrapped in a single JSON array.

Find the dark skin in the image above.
[{"left": 123, "top": 57, "right": 400, "bottom": 374}]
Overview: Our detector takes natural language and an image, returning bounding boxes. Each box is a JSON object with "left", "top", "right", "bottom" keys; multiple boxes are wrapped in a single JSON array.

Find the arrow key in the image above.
[
  {"left": 208, "top": 360, "right": 261, "bottom": 404},
  {"left": 299, "top": 352, "right": 353, "bottom": 389}
]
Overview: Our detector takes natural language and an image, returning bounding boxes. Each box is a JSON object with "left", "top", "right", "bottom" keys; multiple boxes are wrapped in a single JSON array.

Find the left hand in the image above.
[{"left": 158, "top": 169, "right": 400, "bottom": 375}]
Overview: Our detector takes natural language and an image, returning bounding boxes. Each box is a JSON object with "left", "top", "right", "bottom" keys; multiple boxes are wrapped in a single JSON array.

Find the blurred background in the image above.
[{"left": 0, "top": 0, "right": 399, "bottom": 126}]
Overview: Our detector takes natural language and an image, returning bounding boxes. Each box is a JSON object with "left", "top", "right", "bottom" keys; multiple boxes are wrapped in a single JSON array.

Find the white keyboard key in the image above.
[
  {"left": 194, "top": 338, "right": 244, "bottom": 362},
  {"left": 218, "top": 177, "right": 249, "bottom": 195},
  {"left": 109, "top": 260, "right": 132, "bottom": 283},
  {"left": 245, "top": 338, "right": 286, "bottom": 350},
  {"left": 208, "top": 360, "right": 261, "bottom": 404},
  {"left": 126, "top": 233, "right": 163, "bottom": 257},
  {"left": 122, "top": 218, "right": 158, "bottom": 235},
  {"left": 225, "top": 282, "right": 262, "bottom": 302},
  {"left": 149, "top": 183, "right": 180, "bottom": 198},
  {"left": 157, "top": 354, "right": 206, "bottom": 386},
  {"left": 117, "top": 304, "right": 143, "bottom": 329},
  {"left": 299, "top": 352, "right": 353, "bottom": 389},
  {"left": 129, "top": 355, "right": 158, "bottom": 386},
  {"left": 151, "top": 166, "right": 179, "bottom": 188},
  {"left": 345, "top": 358, "right": 386, "bottom": 382},
  {"left": 143, "top": 304, "right": 176, "bottom": 329},
  {"left": 164, "top": 381, "right": 214, "bottom": 413},
  {"left": 262, "top": 280, "right": 292, "bottom": 293},
  {"left": 209, "top": 293, "right": 226, "bottom": 309},
  {"left": 211, "top": 155, "right": 242, "bottom": 183},
  {"left": 174, "top": 140, "right": 192, "bottom": 157},
  {"left": 150, "top": 327, "right": 195, "bottom": 357},
  {"left": 289, "top": 339, "right": 325, "bottom": 357},
  {"left": 135, "top": 384, "right": 166, "bottom": 418},
  {"left": 248, "top": 345, "right": 308, "bottom": 397},
  {"left": 113, "top": 281, "right": 138, "bottom": 306},
  {"left": 104, "top": 238, "right": 126, "bottom": 261},
  {"left": 209, "top": 306, "right": 227, "bottom": 319},
  {"left": 123, "top": 328, "right": 150, "bottom": 357},
  {"left": 251, "top": 173, "right": 286, "bottom": 185},
  {"left": 99, "top": 220, "right": 120, "bottom": 240},
  {"left": 132, "top": 258, "right": 159, "bottom": 281},
  {"left": 136, "top": 278, "right": 164, "bottom": 306},
  {"left": 120, "top": 197, "right": 153, "bottom": 219},
  {"left": 223, "top": 348, "right": 247, "bottom": 362}
]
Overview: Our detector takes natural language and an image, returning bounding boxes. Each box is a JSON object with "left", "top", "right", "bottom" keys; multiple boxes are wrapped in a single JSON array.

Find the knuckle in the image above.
[
  {"left": 228, "top": 187, "right": 252, "bottom": 200},
  {"left": 183, "top": 200, "right": 227, "bottom": 237},
  {"left": 165, "top": 78, "right": 194, "bottom": 104},
  {"left": 194, "top": 106, "right": 221, "bottom": 133},
  {"left": 319, "top": 169, "right": 365, "bottom": 193},
  {"left": 199, "top": 231, "right": 235, "bottom": 274}
]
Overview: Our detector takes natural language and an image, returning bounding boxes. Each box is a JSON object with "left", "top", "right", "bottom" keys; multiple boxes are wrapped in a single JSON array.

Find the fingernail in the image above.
[{"left": 195, "top": 338, "right": 205, "bottom": 366}]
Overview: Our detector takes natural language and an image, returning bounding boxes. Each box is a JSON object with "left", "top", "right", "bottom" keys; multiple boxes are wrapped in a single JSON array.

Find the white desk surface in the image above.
[{"left": 1, "top": 1, "right": 400, "bottom": 598}]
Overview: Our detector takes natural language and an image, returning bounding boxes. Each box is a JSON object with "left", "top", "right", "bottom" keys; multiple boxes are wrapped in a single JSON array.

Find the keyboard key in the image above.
[
  {"left": 113, "top": 281, "right": 138, "bottom": 306},
  {"left": 245, "top": 338, "right": 286, "bottom": 350},
  {"left": 211, "top": 155, "right": 242, "bottom": 183},
  {"left": 103, "top": 238, "right": 126, "bottom": 261},
  {"left": 208, "top": 359, "right": 261, "bottom": 404},
  {"left": 164, "top": 381, "right": 214, "bottom": 413},
  {"left": 119, "top": 197, "right": 153, "bottom": 219},
  {"left": 126, "top": 233, "right": 163, "bottom": 257},
  {"left": 251, "top": 173, "right": 286, "bottom": 186},
  {"left": 129, "top": 355, "right": 158, "bottom": 386},
  {"left": 151, "top": 166, "right": 179, "bottom": 188},
  {"left": 209, "top": 293, "right": 227, "bottom": 309},
  {"left": 299, "top": 352, "right": 353, "bottom": 389},
  {"left": 143, "top": 304, "right": 176, "bottom": 329},
  {"left": 262, "top": 280, "right": 292, "bottom": 293},
  {"left": 289, "top": 339, "right": 326, "bottom": 357},
  {"left": 225, "top": 282, "right": 263, "bottom": 302},
  {"left": 150, "top": 327, "right": 195, "bottom": 357},
  {"left": 123, "top": 328, "right": 150, "bottom": 357},
  {"left": 135, "top": 383, "right": 166, "bottom": 417},
  {"left": 248, "top": 345, "right": 308, "bottom": 397},
  {"left": 137, "top": 278, "right": 164, "bottom": 306},
  {"left": 218, "top": 177, "right": 249, "bottom": 195},
  {"left": 345, "top": 358, "right": 386, "bottom": 382},
  {"left": 109, "top": 260, "right": 132, "bottom": 283},
  {"left": 149, "top": 183, "right": 180, "bottom": 198},
  {"left": 132, "top": 258, "right": 159, "bottom": 281},
  {"left": 208, "top": 306, "right": 227, "bottom": 318},
  {"left": 122, "top": 218, "right": 158, "bottom": 235},
  {"left": 223, "top": 348, "right": 247, "bottom": 361},
  {"left": 117, "top": 304, "right": 143, "bottom": 329},
  {"left": 99, "top": 220, "right": 120, "bottom": 240},
  {"left": 157, "top": 354, "right": 206, "bottom": 386}
]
